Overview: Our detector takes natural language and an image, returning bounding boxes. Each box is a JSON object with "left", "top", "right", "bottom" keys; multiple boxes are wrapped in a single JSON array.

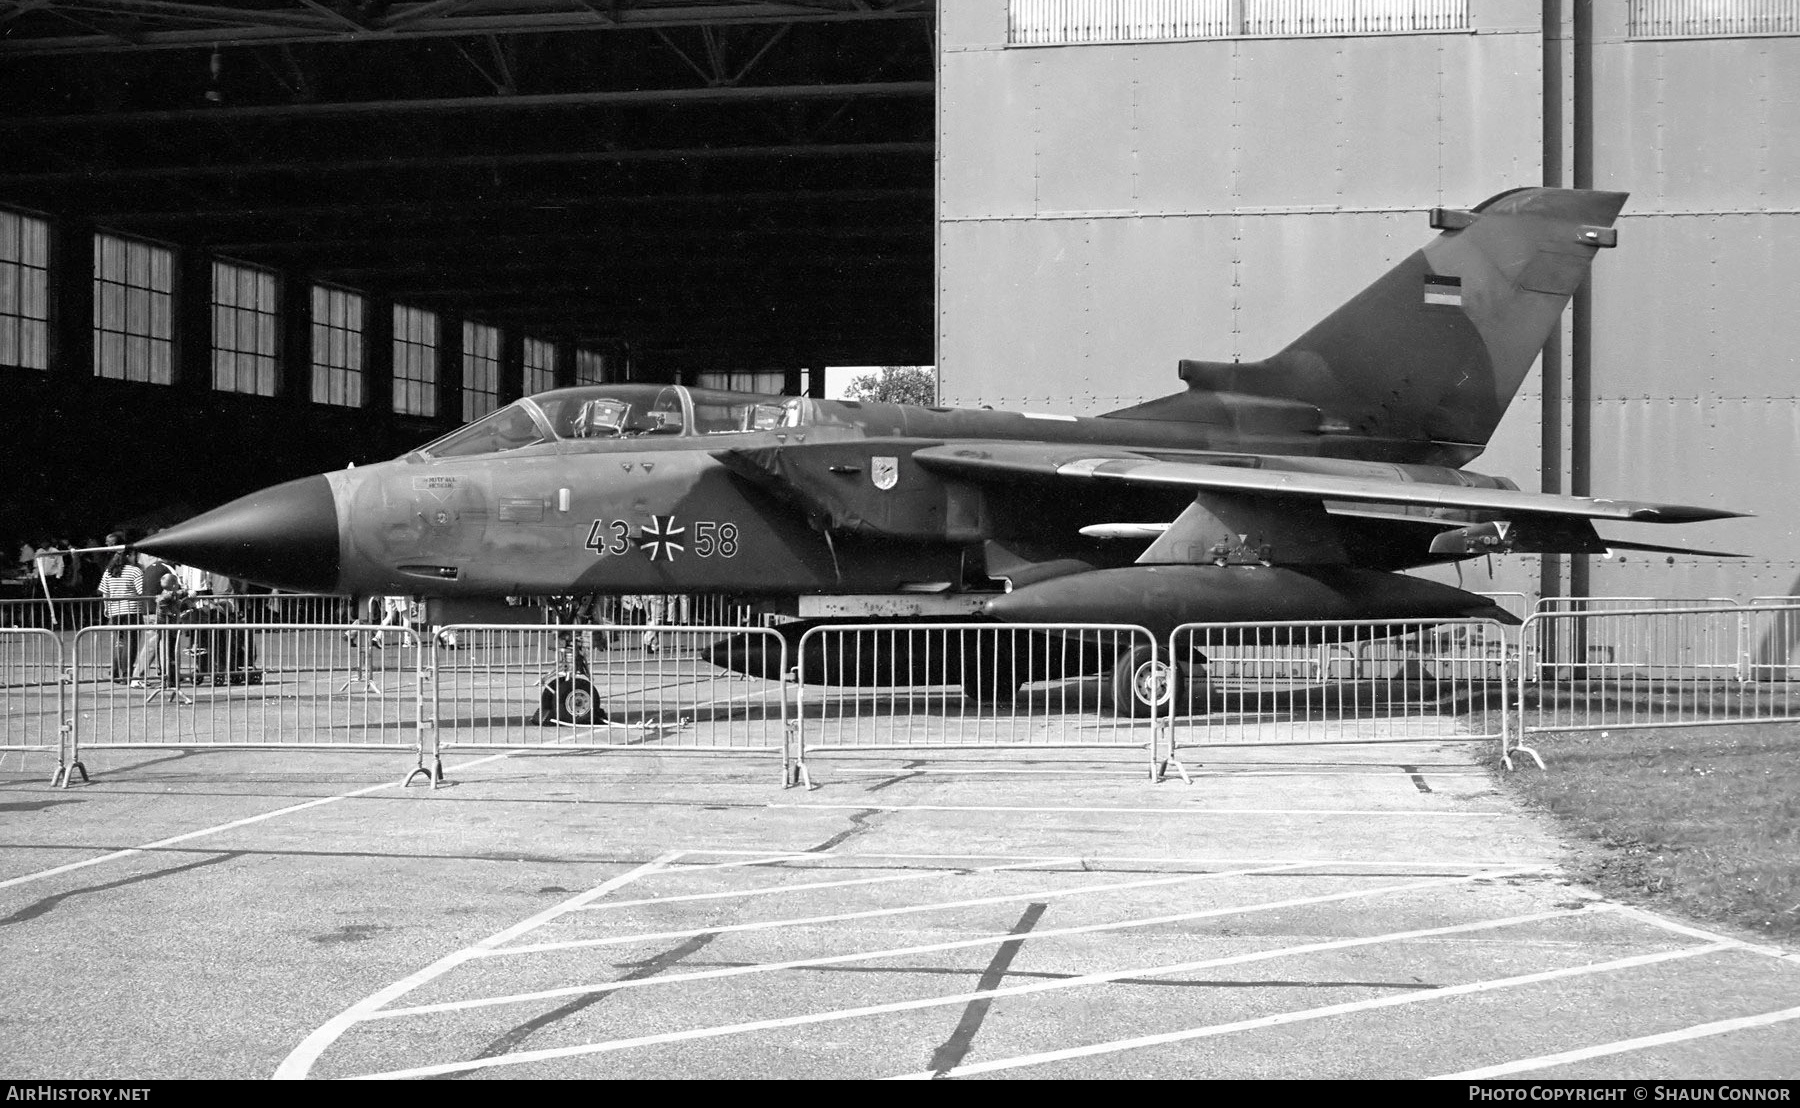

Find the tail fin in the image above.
[{"left": 1104, "top": 187, "right": 1628, "bottom": 451}]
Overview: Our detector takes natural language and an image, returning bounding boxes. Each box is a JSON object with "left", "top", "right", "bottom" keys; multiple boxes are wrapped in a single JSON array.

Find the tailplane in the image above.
[{"left": 1103, "top": 187, "right": 1628, "bottom": 454}]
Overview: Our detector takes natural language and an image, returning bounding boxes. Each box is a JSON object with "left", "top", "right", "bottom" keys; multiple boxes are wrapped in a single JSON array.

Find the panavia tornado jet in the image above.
[{"left": 139, "top": 187, "right": 1745, "bottom": 714}]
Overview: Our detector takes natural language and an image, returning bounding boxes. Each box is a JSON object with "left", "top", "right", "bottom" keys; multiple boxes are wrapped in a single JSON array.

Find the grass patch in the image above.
[{"left": 1498, "top": 723, "right": 1800, "bottom": 943}]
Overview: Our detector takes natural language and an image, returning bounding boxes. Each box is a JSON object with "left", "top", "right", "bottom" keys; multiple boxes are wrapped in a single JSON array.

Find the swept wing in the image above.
[{"left": 911, "top": 443, "right": 1745, "bottom": 526}]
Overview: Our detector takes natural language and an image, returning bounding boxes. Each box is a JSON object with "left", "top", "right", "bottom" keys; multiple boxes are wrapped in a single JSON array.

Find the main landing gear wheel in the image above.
[
  {"left": 1107, "top": 645, "right": 1186, "bottom": 718},
  {"left": 540, "top": 673, "right": 606, "bottom": 726}
]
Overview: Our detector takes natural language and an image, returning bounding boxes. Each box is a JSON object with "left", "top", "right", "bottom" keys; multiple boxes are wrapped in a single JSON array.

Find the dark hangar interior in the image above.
[{"left": 0, "top": 0, "right": 935, "bottom": 539}]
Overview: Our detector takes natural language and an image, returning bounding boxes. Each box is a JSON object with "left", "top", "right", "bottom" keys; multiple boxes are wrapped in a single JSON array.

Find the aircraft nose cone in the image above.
[{"left": 135, "top": 474, "right": 341, "bottom": 593}]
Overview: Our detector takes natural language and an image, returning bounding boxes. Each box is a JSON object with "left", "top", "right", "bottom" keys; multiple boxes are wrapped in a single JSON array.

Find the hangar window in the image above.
[
  {"left": 694, "top": 369, "right": 787, "bottom": 395},
  {"left": 0, "top": 209, "right": 49, "bottom": 371},
  {"left": 93, "top": 232, "right": 173, "bottom": 385},
  {"left": 575, "top": 348, "right": 607, "bottom": 386},
  {"left": 463, "top": 321, "right": 501, "bottom": 422},
  {"left": 1629, "top": 0, "right": 1799, "bottom": 36},
  {"left": 211, "top": 260, "right": 278, "bottom": 397},
  {"left": 311, "top": 285, "right": 364, "bottom": 407},
  {"left": 1007, "top": 0, "right": 1468, "bottom": 43},
  {"left": 393, "top": 303, "right": 438, "bottom": 418},
  {"left": 523, "top": 336, "right": 557, "bottom": 395}
]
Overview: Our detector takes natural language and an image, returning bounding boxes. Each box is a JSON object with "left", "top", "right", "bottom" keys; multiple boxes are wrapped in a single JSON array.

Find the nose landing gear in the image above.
[
  {"left": 534, "top": 595, "right": 610, "bottom": 726},
  {"left": 541, "top": 671, "right": 604, "bottom": 726}
]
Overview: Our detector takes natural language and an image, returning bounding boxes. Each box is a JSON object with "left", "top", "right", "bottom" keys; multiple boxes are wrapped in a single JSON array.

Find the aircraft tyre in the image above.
[
  {"left": 1107, "top": 645, "right": 1186, "bottom": 718},
  {"left": 540, "top": 673, "right": 607, "bottom": 726}
]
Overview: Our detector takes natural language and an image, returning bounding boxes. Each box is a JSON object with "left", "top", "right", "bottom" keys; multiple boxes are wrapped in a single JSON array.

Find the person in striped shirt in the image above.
[{"left": 97, "top": 547, "right": 144, "bottom": 683}]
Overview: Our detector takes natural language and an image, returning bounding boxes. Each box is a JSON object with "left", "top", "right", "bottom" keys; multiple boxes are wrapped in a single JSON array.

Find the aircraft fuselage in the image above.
[{"left": 320, "top": 387, "right": 1504, "bottom": 600}]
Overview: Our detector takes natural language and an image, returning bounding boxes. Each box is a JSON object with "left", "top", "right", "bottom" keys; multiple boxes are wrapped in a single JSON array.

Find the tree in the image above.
[{"left": 843, "top": 365, "right": 935, "bottom": 406}]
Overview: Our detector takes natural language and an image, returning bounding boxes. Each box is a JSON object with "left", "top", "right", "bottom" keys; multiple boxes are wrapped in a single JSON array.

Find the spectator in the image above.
[
  {"left": 176, "top": 562, "right": 211, "bottom": 596},
  {"left": 73, "top": 536, "right": 105, "bottom": 600},
  {"left": 131, "top": 550, "right": 183, "bottom": 684},
  {"left": 377, "top": 595, "right": 413, "bottom": 646},
  {"left": 33, "top": 539, "right": 67, "bottom": 596},
  {"left": 97, "top": 544, "right": 143, "bottom": 684}
]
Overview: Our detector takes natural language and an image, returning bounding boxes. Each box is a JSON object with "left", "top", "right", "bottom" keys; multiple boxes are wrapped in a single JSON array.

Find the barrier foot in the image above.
[
  {"left": 1155, "top": 757, "right": 1192, "bottom": 785},
  {"left": 53, "top": 759, "right": 88, "bottom": 789},
  {"left": 338, "top": 672, "right": 384, "bottom": 696},
  {"left": 1501, "top": 742, "right": 1545, "bottom": 772},
  {"left": 142, "top": 685, "right": 192, "bottom": 706},
  {"left": 794, "top": 762, "right": 816, "bottom": 791},
  {"left": 404, "top": 757, "right": 444, "bottom": 789}
]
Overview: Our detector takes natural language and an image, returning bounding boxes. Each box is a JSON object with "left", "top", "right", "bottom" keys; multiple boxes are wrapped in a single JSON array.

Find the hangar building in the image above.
[{"left": 1, "top": 0, "right": 1793, "bottom": 606}]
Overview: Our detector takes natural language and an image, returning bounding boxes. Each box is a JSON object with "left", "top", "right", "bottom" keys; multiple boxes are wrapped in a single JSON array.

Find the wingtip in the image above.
[{"left": 1626, "top": 506, "right": 1754, "bottom": 524}]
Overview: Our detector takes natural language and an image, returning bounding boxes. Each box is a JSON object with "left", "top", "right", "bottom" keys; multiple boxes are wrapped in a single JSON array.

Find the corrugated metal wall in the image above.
[
  {"left": 1584, "top": 5, "right": 1800, "bottom": 599},
  {"left": 937, "top": 0, "right": 1794, "bottom": 604}
]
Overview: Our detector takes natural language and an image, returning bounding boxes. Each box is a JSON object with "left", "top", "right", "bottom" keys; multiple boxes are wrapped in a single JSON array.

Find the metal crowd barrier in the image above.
[
  {"left": 0, "top": 593, "right": 350, "bottom": 634},
  {"left": 1532, "top": 595, "right": 1739, "bottom": 614},
  {"left": 1748, "top": 600, "right": 1800, "bottom": 683},
  {"left": 527, "top": 594, "right": 758, "bottom": 630},
  {"left": 1509, "top": 605, "right": 1800, "bottom": 769},
  {"left": 1165, "top": 619, "right": 1513, "bottom": 774},
  {"left": 1476, "top": 591, "right": 1531, "bottom": 623},
  {"left": 0, "top": 596, "right": 104, "bottom": 632},
  {"left": 65, "top": 622, "right": 436, "bottom": 786},
  {"left": 792, "top": 622, "right": 1161, "bottom": 787},
  {"left": 0, "top": 628, "right": 70, "bottom": 784},
  {"left": 25, "top": 600, "right": 1800, "bottom": 789},
  {"left": 429, "top": 623, "right": 790, "bottom": 776}
]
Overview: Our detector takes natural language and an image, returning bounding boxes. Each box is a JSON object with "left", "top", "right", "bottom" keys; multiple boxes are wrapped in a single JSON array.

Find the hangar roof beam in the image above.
[
  {"left": 0, "top": 140, "right": 934, "bottom": 184},
  {"left": 0, "top": 0, "right": 933, "bottom": 56},
  {"left": 92, "top": 185, "right": 931, "bottom": 222},
  {"left": 0, "top": 79, "right": 932, "bottom": 127}
]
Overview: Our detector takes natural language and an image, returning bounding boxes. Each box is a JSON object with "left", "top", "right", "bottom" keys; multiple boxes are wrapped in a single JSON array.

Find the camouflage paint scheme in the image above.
[{"left": 139, "top": 188, "right": 1745, "bottom": 640}]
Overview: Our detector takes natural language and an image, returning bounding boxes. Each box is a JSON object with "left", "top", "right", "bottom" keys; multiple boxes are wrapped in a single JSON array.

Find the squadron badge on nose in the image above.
[{"left": 871, "top": 456, "right": 899, "bottom": 491}]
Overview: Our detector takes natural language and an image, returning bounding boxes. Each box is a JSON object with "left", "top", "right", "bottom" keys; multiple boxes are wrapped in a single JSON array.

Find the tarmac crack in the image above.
[
  {"left": 0, "top": 851, "right": 243, "bottom": 926},
  {"left": 864, "top": 760, "right": 928, "bottom": 793},
  {"left": 442, "top": 931, "right": 718, "bottom": 1077},
  {"left": 927, "top": 901, "right": 1048, "bottom": 1078},
  {"left": 807, "top": 807, "right": 883, "bottom": 853}
]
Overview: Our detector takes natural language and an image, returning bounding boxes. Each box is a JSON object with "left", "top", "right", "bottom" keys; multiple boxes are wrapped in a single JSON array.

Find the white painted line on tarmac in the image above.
[
  {"left": 347, "top": 899, "right": 1611, "bottom": 1080},
  {"left": 767, "top": 801, "right": 1511, "bottom": 817},
  {"left": 1431, "top": 1004, "right": 1800, "bottom": 1078},
  {"left": 274, "top": 849, "right": 685, "bottom": 1080},
  {"left": 580, "top": 857, "right": 1080, "bottom": 911},
  {"left": 774, "top": 851, "right": 1552, "bottom": 869},
  {"left": 0, "top": 751, "right": 521, "bottom": 892},
  {"left": 885, "top": 943, "right": 1738, "bottom": 1080},
  {"left": 486, "top": 860, "right": 1343, "bottom": 956},
  {"left": 661, "top": 853, "right": 819, "bottom": 873},
  {"left": 371, "top": 869, "right": 1577, "bottom": 1022},
  {"left": 1608, "top": 903, "right": 1794, "bottom": 962}
]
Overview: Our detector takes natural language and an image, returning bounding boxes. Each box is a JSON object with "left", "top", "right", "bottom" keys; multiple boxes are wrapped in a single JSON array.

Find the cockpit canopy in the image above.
[{"left": 415, "top": 385, "right": 805, "bottom": 460}]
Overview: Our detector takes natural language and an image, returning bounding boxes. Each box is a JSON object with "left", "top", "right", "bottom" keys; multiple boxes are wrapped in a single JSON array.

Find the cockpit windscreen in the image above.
[
  {"left": 418, "top": 402, "right": 550, "bottom": 459},
  {"left": 416, "top": 386, "right": 809, "bottom": 459}
]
